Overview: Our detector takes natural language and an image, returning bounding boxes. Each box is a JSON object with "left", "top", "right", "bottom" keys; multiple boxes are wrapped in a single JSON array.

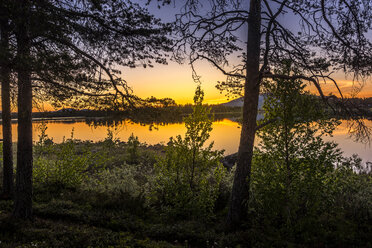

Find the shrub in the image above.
[
  {"left": 33, "top": 137, "right": 99, "bottom": 190},
  {"left": 34, "top": 122, "right": 54, "bottom": 156},
  {"left": 249, "top": 65, "right": 372, "bottom": 245},
  {"left": 152, "top": 86, "right": 226, "bottom": 220},
  {"left": 127, "top": 133, "right": 140, "bottom": 164},
  {"left": 82, "top": 163, "right": 149, "bottom": 200}
]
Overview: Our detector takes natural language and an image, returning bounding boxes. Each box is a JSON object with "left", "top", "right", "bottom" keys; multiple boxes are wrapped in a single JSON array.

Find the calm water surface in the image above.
[{"left": 1, "top": 118, "right": 371, "bottom": 162}]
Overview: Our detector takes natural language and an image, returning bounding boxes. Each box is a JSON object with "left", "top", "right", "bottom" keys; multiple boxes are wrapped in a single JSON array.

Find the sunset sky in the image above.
[
  {"left": 120, "top": 1, "right": 372, "bottom": 105},
  {"left": 123, "top": 58, "right": 372, "bottom": 105},
  {"left": 34, "top": 1, "right": 372, "bottom": 110}
]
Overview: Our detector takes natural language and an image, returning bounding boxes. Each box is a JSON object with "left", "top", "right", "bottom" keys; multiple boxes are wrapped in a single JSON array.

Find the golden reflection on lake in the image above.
[{"left": 1, "top": 118, "right": 371, "bottom": 162}]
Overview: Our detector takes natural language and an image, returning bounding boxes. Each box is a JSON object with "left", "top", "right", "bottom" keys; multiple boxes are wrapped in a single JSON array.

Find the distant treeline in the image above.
[
  {"left": 85, "top": 105, "right": 242, "bottom": 127},
  {"left": 325, "top": 97, "right": 372, "bottom": 119},
  {"left": 4, "top": 96, "right": 371, "bottom": 123},
  {"left": 2, "top": 104, "right": 241, "bottom": 118},
  {"left": 0, "top": 104, "right": 243, "bottom": 126}
]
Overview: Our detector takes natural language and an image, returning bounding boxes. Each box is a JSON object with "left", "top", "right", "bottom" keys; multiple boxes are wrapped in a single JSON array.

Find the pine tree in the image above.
[{"left": 7, "top": 0, "right": 172, "bottom": 219}]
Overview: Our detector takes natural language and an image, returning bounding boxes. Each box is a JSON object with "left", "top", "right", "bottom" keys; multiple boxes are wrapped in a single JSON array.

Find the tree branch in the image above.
[
  {"left": 194, "top": 54, "right": 245, "bottom": 79},
  {"left": 256, "top": 117, "right": 278, "bottom": 131},
  {"left": 46, "top": 35, "right": 137, "bottom": 107}
]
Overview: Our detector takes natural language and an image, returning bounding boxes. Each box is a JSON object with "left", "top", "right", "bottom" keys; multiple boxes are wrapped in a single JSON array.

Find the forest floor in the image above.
[
  {"left": 0, "top": 136, "right": 370, "bottom": 248},
  {"left": 0, "top": 140, "right": 238, "bottom": 248}
]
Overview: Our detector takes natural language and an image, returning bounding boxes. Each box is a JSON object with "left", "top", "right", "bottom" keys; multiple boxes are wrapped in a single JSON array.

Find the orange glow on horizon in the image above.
[
  {"left": 306, "top": 78, "right": 372, "bottom": 98},
  {"left": 18, "top": 63, "right": 372, "bottom": 112}
]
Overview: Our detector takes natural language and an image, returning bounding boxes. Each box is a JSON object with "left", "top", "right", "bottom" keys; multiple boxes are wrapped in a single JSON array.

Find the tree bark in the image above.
[
  {"left": 0, "top": 5, "right": 14, "bottom": 199},
  {"left": 227, "top": 0, "right": 261, "bottom": 229},
  {"left": 13, "top": 0, "right": 33, "bottom": 219}
]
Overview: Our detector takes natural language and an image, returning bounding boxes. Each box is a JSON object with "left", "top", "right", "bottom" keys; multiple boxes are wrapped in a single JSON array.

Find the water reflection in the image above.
[{"left": 0, "top": 118, "right": 370, "bottom": 162}]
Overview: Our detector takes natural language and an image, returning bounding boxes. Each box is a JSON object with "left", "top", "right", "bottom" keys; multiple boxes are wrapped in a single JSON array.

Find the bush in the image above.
[
  {"left": 81, "top": 163, "right": 151, "bottom": 204},
  {"left": 33, "top": 136, "right": 102, "bottom": 190},
  {"left": 248, "top": 65, "right": 372, "bottom": 245},
  {"left": 127, "top": 133, "right": 141, "bottom": 164},
  {"left": 152, "top": 86, "right": 226, "bottom": 220}
]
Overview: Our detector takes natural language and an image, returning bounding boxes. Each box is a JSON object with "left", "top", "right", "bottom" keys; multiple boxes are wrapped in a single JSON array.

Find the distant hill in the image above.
[{"left": 221, "top": 95, "right": 266, "bottom": 109}]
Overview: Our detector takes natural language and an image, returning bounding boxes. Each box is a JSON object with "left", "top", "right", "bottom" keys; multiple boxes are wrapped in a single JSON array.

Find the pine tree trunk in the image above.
[
  {"left": 0, "top": 6, "right": 14, "bottom": 199},
  {"left": 13, "top": 1, "right": 33, "bottom": 219},
  {"left": 227, "top": 0, "right": 261, "bottom": 229}
]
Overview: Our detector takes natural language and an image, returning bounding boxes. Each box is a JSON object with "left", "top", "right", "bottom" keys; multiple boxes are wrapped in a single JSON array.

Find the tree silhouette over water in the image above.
[
  {"left": 170, "top": 0, "right": 372, "bottom": 228},
  {"left": 0, "top": 0, "right": 172, "bottom": 219}
]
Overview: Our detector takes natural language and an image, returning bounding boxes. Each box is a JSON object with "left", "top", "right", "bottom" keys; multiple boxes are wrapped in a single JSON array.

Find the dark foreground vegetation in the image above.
[
  {"left": 0, "top": 86, "right": 371, "bottom": 248},
  {"left": 0, "top": 130, "right": 370, "bottom": 247},
  {"left": 1, "top": 0, "right": 371, "bottom": 245}
]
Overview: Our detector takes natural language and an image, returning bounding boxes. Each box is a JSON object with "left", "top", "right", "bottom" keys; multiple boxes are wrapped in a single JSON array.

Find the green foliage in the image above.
[
  {"left": 34, "top": 141, "right": 90, "bottom": 190},
  {"left": 153, "top": 86, "right": 226, "bottom": 220},
  {"left": 127, "top": 133, "right": 140, "bottom": 164},
  {"left": 33, "top": 128, "right": 104, "bottom": 190},
  {"left": 1, "top": 79, "right": 369, "bottom": 246},
  {"left": 34, "top": 122, "right": 54, "bottom": 155},
  {"left": 249, "top": 65, "right": 371, "bottom": 245},
  {"left": 104, "top": 126, "right": 119, "bottom": 146},
  {"left": 36, "top": 122, "right": 54, "bottom": 146},
  {"left": 81, "top": 163, "right": 152, "bottom": 209}
]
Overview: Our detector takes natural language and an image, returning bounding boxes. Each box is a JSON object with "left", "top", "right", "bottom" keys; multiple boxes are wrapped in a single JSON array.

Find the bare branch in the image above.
[
  {"left": 259, "top": 0, "right": 289, "bottom": 77},
  {"left": 194, "top": 54, "right": 245, "bottom": 79},
  {"left": 263, "top": 73, "right": 326, "bottom": 100}
]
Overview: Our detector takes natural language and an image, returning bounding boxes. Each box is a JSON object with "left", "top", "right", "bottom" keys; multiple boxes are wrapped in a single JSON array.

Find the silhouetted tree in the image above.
[
  {"left": 172, "top": 0, "right": 372, "bottom": 228},
  {"left": 13, "top": 0, "right": 33, "bottom": 218},
  {"left": 0, "top": 0, "right": 14, "bottom": 199},
  {"left": 26, "top": 0, "right": 170, "bottom": 110},
  {"left": 8, "top": 0, "right": 172, "bottom": 219}
]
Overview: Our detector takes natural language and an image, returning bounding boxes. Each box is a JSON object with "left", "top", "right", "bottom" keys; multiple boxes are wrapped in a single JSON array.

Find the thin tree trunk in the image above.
[
  {"left": 284, "top": 117, "right": 292, "bottom": 231},
  {"left": 227, "top": 0, "right": 261, "bottom": 229},
  {"left": 283, "top": 92, "right": 293, "bottom": 236},
  {"left": 0, "top": 6, "right": 14, "bottom": 199},
  {"left": 13, "top": 0, "right": 33, "bottom": 219}
]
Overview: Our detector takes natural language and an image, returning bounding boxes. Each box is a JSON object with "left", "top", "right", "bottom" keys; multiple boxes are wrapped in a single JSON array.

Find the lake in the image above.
[{"left": 1, "top": 118, "right": 371, "bottom": 163}]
